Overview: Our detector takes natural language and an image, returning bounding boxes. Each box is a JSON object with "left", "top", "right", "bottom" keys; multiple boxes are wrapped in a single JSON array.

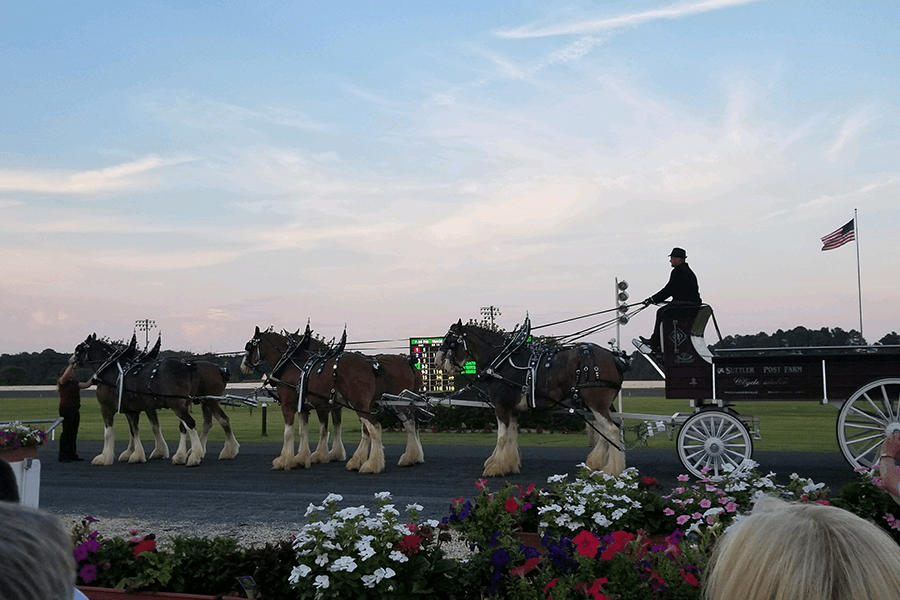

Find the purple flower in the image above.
[
  {"left": 78, "top": 564, "right": 98, "bottom": 584},
  {"left": 73, "top": 544, "right": 89, "bottom": 562},
  {"left": 488, "top": 530, "right": 501, "bottom": 547},
  {"left": 491, "top": 548, "right": 511, "bottom": 570},
  {"left": 84, "top": 516, "right": 99, "bottom": 523}
]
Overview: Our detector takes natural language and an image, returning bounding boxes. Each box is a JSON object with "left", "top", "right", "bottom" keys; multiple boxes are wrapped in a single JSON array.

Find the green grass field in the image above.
[{"left": 1, "top": 395, "right": 840, "bottom": 452}]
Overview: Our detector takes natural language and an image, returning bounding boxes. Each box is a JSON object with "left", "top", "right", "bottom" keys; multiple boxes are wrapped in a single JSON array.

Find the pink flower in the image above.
[
  {"left": 663, "top": 507, "right": 675, "bottom": 516},
  {"left": 78, "top": 563, "right": 98, "bottom": 584},
  {"left": 691, "top": 512, "right": 702, "bottom": 520},
  {"left": 450, "top": 496, "right": 465, "bottom": 505},
  {"left": 677, "top": 474, "right": 690, "bottom": 481},
  {"left": 705, "top": 484, "right": 718, "bottom": 492},
  {"left": 674, "top": 487, "right": 685, "bottom": 494},
  {"left": 706, "top": 516, "right": 716, "bottom": 525},
  {"left": 700, "top": 498, "right": 712, "bottom": 508},
  {"left": 725, "top": 502, "right": 737, "bottom": 513},
  {"left": 873, "top": 476, "right": 884, "bottom": 488},
  {"left": 676, "top": 514, "right": 690, "bottom": 525},
  {"left": 475, "top": 478, "right": 488, "bottom": 490}
]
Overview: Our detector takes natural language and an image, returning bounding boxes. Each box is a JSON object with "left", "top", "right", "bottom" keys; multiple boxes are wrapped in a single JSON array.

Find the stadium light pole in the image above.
[
  {"left": 134, "top": 319, "right": 157, "bottom": 352},
  {"left": 480, "top": 305, "right": 501, "bottom": 331}
]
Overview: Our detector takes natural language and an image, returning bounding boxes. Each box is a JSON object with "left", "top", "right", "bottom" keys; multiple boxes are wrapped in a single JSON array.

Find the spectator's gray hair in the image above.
[{"left": 0, "top": 502, "right": 75, "bottom": 600}]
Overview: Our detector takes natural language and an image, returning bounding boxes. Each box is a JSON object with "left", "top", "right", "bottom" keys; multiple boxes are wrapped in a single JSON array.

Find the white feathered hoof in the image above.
[
  {"left": 118, "top": 449, "right": 133, "bottom": 462},
  {"left": 149, "top": 446, "right": 170, "bottom": 460},
  {"left": 92, "top": 453, "right": 113, "bottom": 466},
  {"left": 186, "top": 449, "right": 203, "bottom": 467},
  {"left": 171, "top": 451, "right": 188, "bottom": 466}
]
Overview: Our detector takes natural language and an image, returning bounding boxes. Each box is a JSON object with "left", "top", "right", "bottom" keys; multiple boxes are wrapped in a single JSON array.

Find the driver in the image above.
[{"left": 634, "top": 247, "right": 701, "bottom": 355}]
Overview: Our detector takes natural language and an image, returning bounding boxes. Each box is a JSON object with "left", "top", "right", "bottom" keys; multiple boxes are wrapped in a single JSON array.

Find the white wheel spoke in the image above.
[
  {"left": 863, "top": 392, "right": 890, "bottom": 422},
  {"left": 722, "top": 431, "right": 746, "bottom": 442},
  {"left": 846, "top": 432, "right": 884, "bottom": 445},
  {"left": 844, "top": 421, "right": 884, "bottom": 432},
  {"left": 880, "top": 385, "right": 896, "bottom": 421},
  {"left": 854, "top": 439, "right": 883, "bottom": 462},
  {"left": 849, "top": 405, "right": 886, "bottom": 426}
]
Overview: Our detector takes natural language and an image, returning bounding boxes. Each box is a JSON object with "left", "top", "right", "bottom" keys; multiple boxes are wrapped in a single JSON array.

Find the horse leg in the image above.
[
  {"left": 172, "top": 421, "right": 189, "bottom": 465},
  {"left": 309, "top": 407, "right": 330, "bottom": 464},
  {"left": 207, "top": 401, "right": 239, "bottom": 460},
  {"left": 504, "top": 414, "right": 521, "bottom": 473},
  {"left": 346, "top": 416, "right": 371, "bottom": 471},
  {"left": 293, "top": 411, "right": 312, "bottom": 469},
  {"left": 585, "top": 406, "right": 626, "bottom": 475},
  {"left": 359, "top": 418, "right": 386, "bottom": 474},
  {"left": 397, "top": 410, "right": 424, "bottom": 467},
  {"left": 146, "top": 410, "right": 170, "bottom": 460},
  {"left": 198, "top": 402, "right": 214, "bottom": 456},
  {"left": 327, "top": 407, "right": 346, "bottom": 462},
  {"left": 118, "top": 417, "right": 136, "bottom": 462},
  {"left": 483, "top": 409, "right": 511, "bottom": 477},
  {"left": 123, "top": 412, "right": 147, "bottom": 464},
  {"left": 92, "top": 410, "right": 117, "bottom": 466},
  {"left": 174, "top": 407, "right": 203, "bottom": 467},
  {"left": 272, "top": 403, "right": 296, "bottom": 470}
]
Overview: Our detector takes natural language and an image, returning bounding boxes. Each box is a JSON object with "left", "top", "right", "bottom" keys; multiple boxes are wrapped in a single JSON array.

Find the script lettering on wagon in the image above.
[{"left": 732, "top": 377, "right": 760, "bottom": 388}]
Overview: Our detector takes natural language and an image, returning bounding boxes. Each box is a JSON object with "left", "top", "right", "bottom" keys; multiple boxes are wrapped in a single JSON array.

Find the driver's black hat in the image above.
[{"left": 669, "top": 247, "right": 687, "bottom": 258}]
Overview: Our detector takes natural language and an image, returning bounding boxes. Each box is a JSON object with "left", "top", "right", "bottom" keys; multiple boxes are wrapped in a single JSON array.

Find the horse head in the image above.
[
  {"left": 436, "top": 319, "right": 469, "bottom": 374},
  {"left": 241, "top": 325, "right": 290, "bottom": 375},
  {"left": 72, "top": 333, "right": 112, "bottom": 366}
]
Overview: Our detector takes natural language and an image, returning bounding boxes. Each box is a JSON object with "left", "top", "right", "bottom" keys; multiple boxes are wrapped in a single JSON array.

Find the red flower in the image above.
[
  {"left": 681, "top": 569, "right": 700, "bottom": 587},
  {"left": 587, "top": 577, "right": 612, "bottom": 600},
  {"left": 815, "top": 499, "right": 831, "bottom": 505},
  {"left": 640, "top": 476, "right": 658, "bottom": 486},
  {"left": 505, "top": 497, "right": 519, "bottom": 513},
  {"left": 132, "top": 538, "right": 156, "bottom": 557},
  {"left": 398, "top": 533, "right": 422, "bottom": 554},
  {"left": 544, "top": 577, "right": 558, "bottom": 600},
  {"left": 475, "top": 478, "right": 488, "bottom": 490},
  {"left": 572, "top": 530, "right": 600, "bottom": 557},
  {"left": 600, "top": 531, "right": 634, "bottom": 560},
  {"left": 521, "top": 483, "right": 535, "bottom": 497},
  {"left": 450, "top": 496, "right": 465, "bottom": 505},
  {"left": 509, "top": 556, "right": 541, "bottom": 577}
]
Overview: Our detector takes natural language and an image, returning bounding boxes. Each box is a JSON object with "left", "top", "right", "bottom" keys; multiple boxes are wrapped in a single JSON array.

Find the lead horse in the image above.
[
  {"left": 241, "top": 325, "right": 422, "bottom": 473},
  {"left": 72, "top": 334, "right": 239, "bottom": 466},
  {"left": 436, "top": 319, "right": 627, "bottom": 477}
]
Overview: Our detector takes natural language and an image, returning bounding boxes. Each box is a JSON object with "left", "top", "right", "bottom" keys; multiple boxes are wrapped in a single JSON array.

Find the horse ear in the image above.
[
  {"left": 91, "top": 333, "right": 97, "bottom": 340},
  {"left": 456, "top": 318, "right": 463, "bottom": 327},
  {"left": 293, "top": 328, "right": 300, "bottom": 336},
  {"left": 255, "top": 325, "right": 260, "bottom": 335},
  {"left": 304, "top": 320, "right": 311, "bottom": 336}
]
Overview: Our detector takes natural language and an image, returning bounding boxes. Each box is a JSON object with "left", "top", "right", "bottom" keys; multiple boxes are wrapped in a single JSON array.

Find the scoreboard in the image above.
[{"left": 409, "top": 337, "right": 477, "bottom": 393}]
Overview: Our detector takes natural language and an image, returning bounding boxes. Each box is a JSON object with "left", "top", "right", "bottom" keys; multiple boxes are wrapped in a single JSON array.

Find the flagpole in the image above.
[{"left": 854, "top": 208, "right": 863, "bottom": 341}]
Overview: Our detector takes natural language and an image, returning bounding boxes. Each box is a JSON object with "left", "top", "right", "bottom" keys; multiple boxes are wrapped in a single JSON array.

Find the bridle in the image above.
[{"left": 442, "top": 327, "right": 474, "bottom": 371}]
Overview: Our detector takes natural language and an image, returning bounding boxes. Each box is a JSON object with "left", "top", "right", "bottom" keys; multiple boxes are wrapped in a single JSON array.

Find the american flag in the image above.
[{"left": 821, "top": 219, "right": 855, "bottom": 251}]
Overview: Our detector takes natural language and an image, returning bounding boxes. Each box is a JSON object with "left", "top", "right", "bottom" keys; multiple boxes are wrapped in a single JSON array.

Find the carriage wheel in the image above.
[
  {"left": 676, "top": 409, "right": 753, "bottom": 479},
  {"left": 836, "top": 378, "right": 900, "bottom": 469}
]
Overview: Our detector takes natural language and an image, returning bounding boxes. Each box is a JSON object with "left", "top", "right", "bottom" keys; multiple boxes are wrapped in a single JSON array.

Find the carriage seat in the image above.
[{"left": 657, "top": 303, "right": 716, "bottom": 364}]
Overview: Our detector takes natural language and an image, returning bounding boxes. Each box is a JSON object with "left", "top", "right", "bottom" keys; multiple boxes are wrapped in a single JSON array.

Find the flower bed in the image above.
[
  {"left": 69, "top": 463, "right": 900, "bottom": 599},
  {"left": 0, "top": 421, "right": 47, "bottom": 462}
]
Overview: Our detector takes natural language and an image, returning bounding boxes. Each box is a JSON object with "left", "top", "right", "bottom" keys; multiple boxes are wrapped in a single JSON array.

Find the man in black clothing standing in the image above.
[
  {"left": 57, "top": 357, "right": 91, "bottom": 462},
  {"left": 634, "top": 247, "right": 701, "bottom": 355}
]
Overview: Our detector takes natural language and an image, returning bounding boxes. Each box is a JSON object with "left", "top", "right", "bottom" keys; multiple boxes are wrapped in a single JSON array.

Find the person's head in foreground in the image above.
[
  {"left": 0, "top": 502, "right": 76, "bottom": 600},
  {"left": 704, "top": 496, "right": 900, "bottom": 600}
]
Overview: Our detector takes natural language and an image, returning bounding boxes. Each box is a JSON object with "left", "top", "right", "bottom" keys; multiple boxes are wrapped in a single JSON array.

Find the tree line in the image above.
[{"left": 1, "top": 326, "right": 897, "bottom": 385}]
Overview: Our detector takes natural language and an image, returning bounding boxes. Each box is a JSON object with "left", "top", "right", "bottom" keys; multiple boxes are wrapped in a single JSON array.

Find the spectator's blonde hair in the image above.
[
  {"left": 0, "top": 502, "right": 75, "bottom": 600},
  {"left": 704, "top": 496, "right": 900, "bottom": 600}
]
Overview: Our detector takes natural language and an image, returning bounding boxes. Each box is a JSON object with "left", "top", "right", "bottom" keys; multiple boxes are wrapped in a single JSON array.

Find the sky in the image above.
[{"left": 1, "top": 0, "right": 898, "bottom": 355}]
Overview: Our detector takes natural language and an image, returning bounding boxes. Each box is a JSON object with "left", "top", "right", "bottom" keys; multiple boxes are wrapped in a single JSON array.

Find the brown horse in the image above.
[
  {"left": 240, "top": 326, "right": 422, "bottom": 473},
  {"left": 72, "top": 334, "right": 239, "bottom": 466},
  {"left": 435, "top": 320, "right": 626, "bottom": 477}
]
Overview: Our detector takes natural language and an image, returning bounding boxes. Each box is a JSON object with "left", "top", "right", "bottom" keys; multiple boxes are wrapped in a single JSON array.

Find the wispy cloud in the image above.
[
  {"left": 0, "top": 156, "right": 192, "bottom": 194},
  {"left": 496, "top": 0, "right": 761, "bottom": 39},
  {"left": 825, "top": 109, "right": 870, "bottom": 162}
]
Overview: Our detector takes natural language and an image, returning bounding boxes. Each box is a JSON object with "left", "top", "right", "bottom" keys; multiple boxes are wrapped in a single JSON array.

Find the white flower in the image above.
[
  {"left": 315, "top": 554, "right": 329, "bottom": 566},
  {"left": 389, "top": 550, "right": 409, "bottom": 563},
  {"left": 703, "top": 507, "right": 724, "bottom": 518},
  {"left": 361, "top": 574, "right": 379, "bottom": 588},
  {"left": 305, "top": 503, "right": 324, "bottom": 517},
  {"left": 313, "top": 575, "right": 330, "bottom": 589},
  {"left": 380, "top": 504, "right": 400, "bottom": 516},
  {"left": 362, "top": 566, "right": 397, "bottom": 588},
  {"left": 426, "top": 519, "right": 439, "bottom": 528},
  {"left": 406, "top": 503, "right": 424, "bottom": 512},
  {"left": 323, "top": 493, "right": 343, "bottom": 504},
  {"left": 802, "top": 481, "right": 824, "bottom": 493},
  {"left": 547, "top": 474, "right": 567, "bottom": 483},
  {"left": 329, "top": 556, "right": 358, "bottom": 573},
  {"left": 592, "top": 512, "right": 611, "bottom": 527},
  {"left": 374, "top": 491, "right": 392, "bottom": 500},
  {"left": 611, "top": 508, "right": 627, "bottom": 521},
  {"left": 336, "top": 506, "right": 369, "bottom": 520},
  {"left": 288, "top": 564, "right": 311, "bottom": 584}
]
